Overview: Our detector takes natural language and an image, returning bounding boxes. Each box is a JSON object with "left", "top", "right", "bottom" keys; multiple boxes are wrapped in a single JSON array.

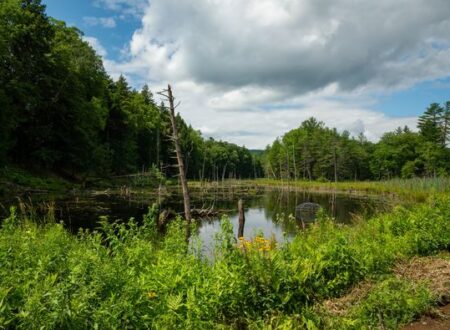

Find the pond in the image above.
[
  {"left": 189, "top": 188, "right": 389, "bottom": 250},
  {"left": 1, "top": 186, "right": 390, "bottom": 248}
]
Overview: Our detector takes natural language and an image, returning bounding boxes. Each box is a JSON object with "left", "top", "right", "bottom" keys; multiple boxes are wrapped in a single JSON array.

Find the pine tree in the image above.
[{"left": 418, "top": 103, "right": 444, "bottom": 145}]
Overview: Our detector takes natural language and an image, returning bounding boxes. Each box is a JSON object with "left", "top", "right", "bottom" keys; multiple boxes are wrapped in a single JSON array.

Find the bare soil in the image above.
[
  {"left": 394, "top": 254, "right": 450, "bottom": 306},
  {"left": 399, "top": 254, "right": 450, "bottom": 330},
  {"left": 403, "top": 304, "right": 450, "bottom": 330},
  {"left": 323, "top": 253, "right": 450, "bottom": 329}
]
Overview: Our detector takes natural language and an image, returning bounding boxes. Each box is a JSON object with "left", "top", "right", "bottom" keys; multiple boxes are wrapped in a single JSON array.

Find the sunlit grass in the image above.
[
  {"left": 190, "top": 177, "right": 450, "bottom": 201},
  {"left": 0, "top": 195, "right": 449, "bottom": 328}
]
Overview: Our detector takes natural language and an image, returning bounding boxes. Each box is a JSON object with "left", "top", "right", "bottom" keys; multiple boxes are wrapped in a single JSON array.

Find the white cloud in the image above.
[
  {"left": 100, "top": 0, "right": 450, "bottom": 148},
  {"left": 158, "top": 82, "right": 418, "bottom": 148},
  {"left": 94, "top": 0, "right": 148, "bottom": 18},
  {"left": 124, "top": 0, "right": 450, "bottom": 91},
  {"left": 83, "top": 16, "right": 116, "bottom": 28},
  {"left": 83, "top": 36, "right": 108, "bottom": 57}
]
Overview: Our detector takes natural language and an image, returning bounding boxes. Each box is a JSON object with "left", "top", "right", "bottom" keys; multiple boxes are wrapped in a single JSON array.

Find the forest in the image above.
[
  {"left": 0, "top": 0, "right": 261, "bottom": 182},
  {"left": 263, "top": 105, "right": 450, "bottom": 181}
]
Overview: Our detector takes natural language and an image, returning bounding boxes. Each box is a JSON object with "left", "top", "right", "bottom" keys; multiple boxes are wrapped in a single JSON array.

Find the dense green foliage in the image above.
[
  {"left": 264, "top": 102, "right": 450, "bottom": 181},
  {"left": 0, "top": 0, "right": 261, "bottom": 180},
  {"left": 0, "top": 196, "right": 449, "bottom": 328}
]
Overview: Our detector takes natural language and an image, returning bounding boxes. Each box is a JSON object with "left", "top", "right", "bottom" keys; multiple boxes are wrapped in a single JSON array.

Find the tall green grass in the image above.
[
  {"left": 0, "top": 196, "right": 449, "bottom": 328},
  {"left": 248, "top": 177, "right": 450, "bottom": 200}
]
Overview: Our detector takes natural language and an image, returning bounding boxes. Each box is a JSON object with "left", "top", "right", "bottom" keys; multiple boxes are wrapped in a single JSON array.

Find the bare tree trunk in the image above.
[
  {"left": 306, "top": 159, "right": 312, "bottom": 181},
  {"left": 286, "top": 150, "right": 290, "bottom": 180},
  {"left": 333, "top": 146, "right": 338, "bottom": 183},
  {"left": 221, "top": 162, "right": 228, "bottom": 183},
  {"left": 200, "top": 153, "right": 206, "bottom": 182},
  {"left": 442, "top": 102, "right": 450, "bottom": 146},
  {"left": 161, "top": 85, "right": 191, "bottom": 222},
  {"left": 269, "top": 164, "right": 276, "bottom": 179},
  {"left": 185, "top": 143, "right": 193, "bottom": 179},
  {"left": 156, "top": 124, "right": 160, "bottom": 168},
  {"left": 238, "top": 199, "right": 245, "bottom": 238},
  {"left": 292, "top": 144, "right": 297, "bottom": 181},
  {"left": 302, "top": 145, "right": 307, "bottom": 179}
]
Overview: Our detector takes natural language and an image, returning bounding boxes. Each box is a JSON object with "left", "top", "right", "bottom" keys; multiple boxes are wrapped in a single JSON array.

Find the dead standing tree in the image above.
[{"left": 158, "top": 85, "right": 192, "bottom": 222}]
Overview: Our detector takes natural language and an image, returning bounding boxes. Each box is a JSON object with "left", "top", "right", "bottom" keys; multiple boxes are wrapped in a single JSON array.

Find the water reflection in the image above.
[
  {"left": 1, "top": 187, "right": 389, "bottom": 244},
  {"left": 191, "top": 189, "right": 387, "bottom": 248}
]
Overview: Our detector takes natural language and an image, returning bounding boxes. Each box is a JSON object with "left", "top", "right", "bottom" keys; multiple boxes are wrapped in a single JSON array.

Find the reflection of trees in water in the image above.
[
  {"left": 262, "top": 189, "right": 302, "bottom": 234},
  {"left": 187, "top": 188, "right": 385, "bottom": 236},
  {"left": 6, "top": 187, "right": 387, "bottom": 238},
  {"left": 262, "top": 189, "right": 382, "bottom": 225}
]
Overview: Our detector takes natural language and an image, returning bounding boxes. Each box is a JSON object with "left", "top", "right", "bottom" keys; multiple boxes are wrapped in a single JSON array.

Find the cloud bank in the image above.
[
  {"left": 94, "top": 0, "right": 148, "bottom": 18},
  {"left": 94, "top": 0, "right": 450, "bottom": 148},
  {"left": 83, "top": 16, "right": 116, "bottom": 28}
]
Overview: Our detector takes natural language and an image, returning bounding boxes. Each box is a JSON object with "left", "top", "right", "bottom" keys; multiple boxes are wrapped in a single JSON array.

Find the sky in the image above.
[{"left": 43, "top": 0, "right": 450, "bottom": 149}]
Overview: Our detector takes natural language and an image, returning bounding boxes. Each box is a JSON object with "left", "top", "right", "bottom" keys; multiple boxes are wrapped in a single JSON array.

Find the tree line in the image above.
[
  {"left": 263, "top": 102, "right": 450, "bottom": 181},
  {"left": 0, "top": 0, "right": 262, "bottom": 181}
]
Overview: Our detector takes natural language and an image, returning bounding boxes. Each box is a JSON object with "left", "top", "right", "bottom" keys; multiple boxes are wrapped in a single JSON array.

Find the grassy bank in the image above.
[
  {"left": 0, "top": 166, "right": 170, "bottom": 198},
  {"left": 256, "top": 178, "right": 450, "bottom": 200},
  {"left": 4, "top": 166, "right": 448, "bottom": 201},
  {"left": 0, "top": 196, "right": 449, "bottom": 328},
  {"left": 0, "top": 167, "right": 73, "bottom": 195},
  {"left": 190, "top": 178, "right": 450, "bottom": 201}
]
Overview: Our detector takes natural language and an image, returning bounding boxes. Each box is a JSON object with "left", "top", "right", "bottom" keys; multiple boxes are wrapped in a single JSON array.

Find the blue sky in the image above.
[
  {"left": 376, "top": 79, "right": 450, "bottom": 117},
  {"left": 42, "top": 1, "right": 450, "bottom": 148},
  {"left": 44, "top": 0, "right": 140, "bottom": 61}
]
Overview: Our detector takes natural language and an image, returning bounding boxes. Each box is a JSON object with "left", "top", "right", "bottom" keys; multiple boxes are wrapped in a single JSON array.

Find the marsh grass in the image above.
[
  {"left": 0, "top": 196, "right": 449, "bottom": 328},
  {"left": 199, "top": 177, "right": 450, "bottom": 201}
]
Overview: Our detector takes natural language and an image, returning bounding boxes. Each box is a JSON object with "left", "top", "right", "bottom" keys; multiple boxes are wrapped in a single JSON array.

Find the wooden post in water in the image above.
[{"left": 238, "top": 199, "right": 245, "bottom": 238}]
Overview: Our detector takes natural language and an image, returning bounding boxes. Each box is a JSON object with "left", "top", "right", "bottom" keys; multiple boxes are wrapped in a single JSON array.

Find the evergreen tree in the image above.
[{"left": 418, "top": 103, "right": 444, "bottom": 145}]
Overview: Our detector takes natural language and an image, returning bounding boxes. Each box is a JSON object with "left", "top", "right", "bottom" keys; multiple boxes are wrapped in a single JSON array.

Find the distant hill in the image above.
[{"left": 249, "top": 149, "right": 264, "bottom": 156}]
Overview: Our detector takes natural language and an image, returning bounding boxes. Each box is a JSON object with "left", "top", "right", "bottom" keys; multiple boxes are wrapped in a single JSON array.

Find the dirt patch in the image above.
[
  {"left": 323, "top": 281, "right": 375, "bottom": 316},
  {"left": 394, "top": 255, "right": 450, "bottom": 305},
  {"left": 398, "top": 254, "right": 450, "bottom": 330},
  {"left": 403, "top": 304, "right": 450, "bottom": 330},
  {"left": 323, "top": 253, "right": 450, "bottom": 326}
]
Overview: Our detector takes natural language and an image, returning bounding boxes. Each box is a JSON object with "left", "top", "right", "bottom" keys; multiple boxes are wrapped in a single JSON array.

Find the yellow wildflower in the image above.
[{"left": 147, "top": 291, "right": 158, "bottom": 299}]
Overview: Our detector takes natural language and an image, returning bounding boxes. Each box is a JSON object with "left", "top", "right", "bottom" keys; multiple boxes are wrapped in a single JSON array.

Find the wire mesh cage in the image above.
[{"left": 295, "top": 202, "right": 321, "bottom": 222}]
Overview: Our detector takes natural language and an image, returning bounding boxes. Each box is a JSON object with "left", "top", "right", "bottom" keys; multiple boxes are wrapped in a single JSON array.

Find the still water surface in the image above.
[
  {"left": 191, "top": 189, "right": 387, "bottom": 249},
  {"left": 2, "top": 187, "right": 389, "bottom": 246}
]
